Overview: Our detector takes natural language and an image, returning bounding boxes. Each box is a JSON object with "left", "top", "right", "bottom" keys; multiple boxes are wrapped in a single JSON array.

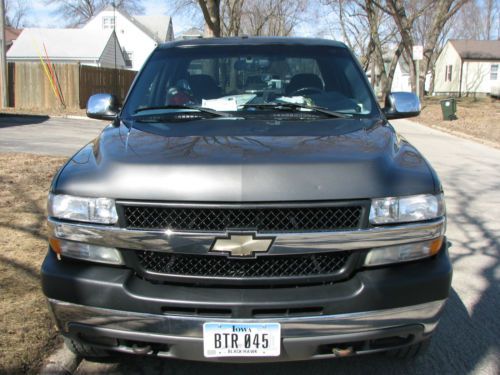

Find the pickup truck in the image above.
[{"left": 42, "top": 37, "right": 452, "bottom": 362}]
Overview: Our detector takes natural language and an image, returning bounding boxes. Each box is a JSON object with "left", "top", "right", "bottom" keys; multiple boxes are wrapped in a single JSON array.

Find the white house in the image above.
[
  {"left": 367, "top": 55, "right": 411, "bottom": 96},
  {"left": 7, "top": 28, "right": 126, "bottom": 68},
  {"left": 433, "top": 39, "right": 500, "bottom": 96},
  {"left": 83, "top": 6, "right": 174, "bottom": 71}
]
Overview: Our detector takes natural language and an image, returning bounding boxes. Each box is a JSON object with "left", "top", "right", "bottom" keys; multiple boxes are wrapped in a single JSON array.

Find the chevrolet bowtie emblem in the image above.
[{"left": 211, "top": 233, "right": 274, "bottom": 257}]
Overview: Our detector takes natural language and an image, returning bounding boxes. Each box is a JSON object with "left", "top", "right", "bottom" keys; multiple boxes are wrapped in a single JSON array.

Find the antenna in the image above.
[{"left": 112, "top": 1, "right": 118, "bottom": 96}]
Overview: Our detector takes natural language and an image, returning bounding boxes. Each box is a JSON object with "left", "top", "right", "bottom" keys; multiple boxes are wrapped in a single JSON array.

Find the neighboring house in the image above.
[
  {"left": 7, "top": 28, "right": 126, "bottom": 69},
  {"left": 367, "top": 54, "right": 411, "bottom": 96},
  {"left": 83, "top": 6, "right": 174, "bottom": 71},
  {"left": 433, "top": 39, "right": 500, "bottom": 96},
  {"left": 5, "top": 26, "right": 22, "bottom": 51},
  {"left": 176, "top": 27, "right": 203, "bottom": 40}
]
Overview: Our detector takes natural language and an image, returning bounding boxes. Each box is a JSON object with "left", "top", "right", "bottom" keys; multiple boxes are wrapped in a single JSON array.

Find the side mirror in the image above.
[
  {"left": 86, "top": 93, "right": 119, "bottom": 120},
  {"left": 383, "top": 92, "right": 421, "bottom": 119}
]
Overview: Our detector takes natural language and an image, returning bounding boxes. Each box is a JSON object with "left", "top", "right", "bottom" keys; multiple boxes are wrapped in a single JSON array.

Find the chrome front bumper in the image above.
[{"left": 49, "top": 298, "right": 447, "bottom": 361}]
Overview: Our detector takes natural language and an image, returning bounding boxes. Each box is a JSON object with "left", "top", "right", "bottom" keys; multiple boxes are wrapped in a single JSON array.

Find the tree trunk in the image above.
[
  {"left": 199, "top": 0, "right": 221, "bottom": 37},
  {"left": 381, "top": 41, "right": 404, "bottom": 99}
]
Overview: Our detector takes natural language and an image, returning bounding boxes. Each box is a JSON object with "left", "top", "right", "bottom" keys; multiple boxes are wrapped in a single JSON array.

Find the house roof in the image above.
[
  {"left": 134, "top": 15, "right": 171, "bottom": 41},
  {"left": 7, "top": 28, "right": 115, "bottom": 61},
  {"left": 5, "top": 26, "right": 22, "bottom": 45},
  {"left": 101, "top": 5, "right": 172, "bottom": 42},
  {"left": 176, "top": 27, "right": 203, "bottom": 40},
  {"left": 450, "top": 39, "right": 500, "bottom": 60}
]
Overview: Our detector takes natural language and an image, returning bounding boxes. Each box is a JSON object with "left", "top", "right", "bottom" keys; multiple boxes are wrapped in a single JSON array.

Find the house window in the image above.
[
  {"left": 491, "top": 64, "right": 499, "bottom": 80},
  {"left": 445, "top": 65, "right": 453, "bottom": 82},
  {"left": 102, "top": 16, "right": 115, "bottom": 29},
  {"left": 124, "top": 51, "right": 133, "bottom": 68}
]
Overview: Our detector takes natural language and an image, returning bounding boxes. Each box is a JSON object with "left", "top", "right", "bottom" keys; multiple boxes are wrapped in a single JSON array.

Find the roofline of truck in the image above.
[{"left": 159, "top": 36, "right": 348, "bottom": 50}]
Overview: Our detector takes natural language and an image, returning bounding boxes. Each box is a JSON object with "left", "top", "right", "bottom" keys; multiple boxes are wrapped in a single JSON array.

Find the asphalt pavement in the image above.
[
  {"left": 0, "top": 114, "right": 107, "bottom": 156},
  {"left": 1, "top": 115, "right": 498, "bottom": 374}
]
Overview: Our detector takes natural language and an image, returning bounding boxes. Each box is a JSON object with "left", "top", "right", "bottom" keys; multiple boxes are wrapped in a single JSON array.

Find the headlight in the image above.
[
  {"left": 48, "top": 193, "right": 118, "bottom": 224},
  {"left": 49, "top": 238, "right": 123, "bottom": 265},
  {"left": 369, "top": 194, "right": 445, "bottom": 224},
  {"left": 364, "top": 237, "right": 444, "bottom": 267}
]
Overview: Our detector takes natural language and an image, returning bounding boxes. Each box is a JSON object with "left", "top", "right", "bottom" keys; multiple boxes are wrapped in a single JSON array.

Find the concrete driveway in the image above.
[{"left": 1, "top": 115, "right": 498, "bottom": 374}]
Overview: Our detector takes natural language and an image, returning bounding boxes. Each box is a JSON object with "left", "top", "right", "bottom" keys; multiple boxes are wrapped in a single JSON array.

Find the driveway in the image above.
[
  {"left": 0, "top": 114, "right": 106, "bottom": 156},
  {"left": 1, "top": 115, "right": 498, "bottom": 374}
]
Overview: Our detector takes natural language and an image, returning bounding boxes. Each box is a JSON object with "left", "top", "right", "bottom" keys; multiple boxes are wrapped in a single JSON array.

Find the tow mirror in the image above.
[
  {"left": 86, "top": 93, "right": 119, "bottom": 121},
  {"left": 383, "top": 92, "right": 421, "bottom": 119}
]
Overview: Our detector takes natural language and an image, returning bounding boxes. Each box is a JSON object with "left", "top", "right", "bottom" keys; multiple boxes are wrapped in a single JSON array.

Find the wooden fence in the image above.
[
  {"left": 79, "top": 65, "right": 137, "bottom": 109},
  {"left": 8, "top": 63, "right": 136, "bottom": 110}
]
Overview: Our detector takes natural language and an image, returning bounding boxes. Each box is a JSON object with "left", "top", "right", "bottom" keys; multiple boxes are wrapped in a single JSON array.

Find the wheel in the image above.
[
  {"left": 385, "top": 337, "right": 431, "bottom": 359},
  {"left": 64, "top": 337, "right": 110, "bottom": 358}
]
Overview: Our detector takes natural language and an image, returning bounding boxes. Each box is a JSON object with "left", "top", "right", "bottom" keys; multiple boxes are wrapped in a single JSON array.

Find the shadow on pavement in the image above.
[{"left": 0, "top": 113, "right": 50, "bottom": 128}]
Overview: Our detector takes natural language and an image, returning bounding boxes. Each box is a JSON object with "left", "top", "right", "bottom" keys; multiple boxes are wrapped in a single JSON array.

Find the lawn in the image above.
[
  {"left": 0, "top": 153, "right": 66, "bottom": 374},
  {"left": 415, "top": 97, "right": 500, "bottom": 146}
]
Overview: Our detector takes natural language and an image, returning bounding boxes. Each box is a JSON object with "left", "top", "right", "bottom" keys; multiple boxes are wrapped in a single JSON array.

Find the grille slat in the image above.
[
  {"left": 123, "top": 205, "right": 363, "bottom": 232},
  {"left": 137, "top": 251, "right": 350, "bottom": 279}
]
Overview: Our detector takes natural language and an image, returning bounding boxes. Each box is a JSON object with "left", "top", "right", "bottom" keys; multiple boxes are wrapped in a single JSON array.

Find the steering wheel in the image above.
[{"left": 289, "top": 87, "right": 324, "bottom": 96}]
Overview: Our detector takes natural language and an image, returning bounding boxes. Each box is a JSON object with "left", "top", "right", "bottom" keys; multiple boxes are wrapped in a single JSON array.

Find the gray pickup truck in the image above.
[{"left": 42, "top": 37, "right": 452, "bottom": 362}]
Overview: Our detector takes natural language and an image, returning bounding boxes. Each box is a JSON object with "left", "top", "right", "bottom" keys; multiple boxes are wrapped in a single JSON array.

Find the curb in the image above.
[{"left": 40, "top": 345, "right": 81, "bottom": 375}]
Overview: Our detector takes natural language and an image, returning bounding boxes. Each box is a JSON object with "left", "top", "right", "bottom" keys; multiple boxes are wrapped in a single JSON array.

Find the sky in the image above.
[
  {"left": 26, "top": 0, "right": 323, "bottom": 38},
  {"left": 28, "top": 0, "right": 200, "bottom": 34}
]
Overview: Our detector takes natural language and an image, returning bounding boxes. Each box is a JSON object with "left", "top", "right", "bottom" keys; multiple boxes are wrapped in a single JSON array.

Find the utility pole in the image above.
[
  {"left": 412, "top": 45, "right": 423, "bottom": 99},
  {"left": 0, "top": 0, "right": 8, "bottom": 108}
]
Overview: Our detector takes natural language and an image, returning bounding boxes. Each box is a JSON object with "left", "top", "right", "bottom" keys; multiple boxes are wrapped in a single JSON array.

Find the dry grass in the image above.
[
  {"left": 0, "top": 153, "right": 66, "bottom": 374},
  {"left": 1, "top": 107, "right": 87, "bottom": 117},
  {"left": 415, "top": 97, "right": 500, "bottom": 146}
]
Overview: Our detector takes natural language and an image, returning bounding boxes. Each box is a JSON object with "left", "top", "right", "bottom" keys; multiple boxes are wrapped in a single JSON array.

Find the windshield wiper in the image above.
[
  {"left": 133, "top": 105, "right": 232, "bottom": 118},
  {"left": 240, "top": 103, "right": 350, "bottom": 118}
]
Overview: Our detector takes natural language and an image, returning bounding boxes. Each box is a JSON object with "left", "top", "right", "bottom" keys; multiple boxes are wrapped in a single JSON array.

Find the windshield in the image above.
[{"left": 122, "top": 44, "right": 378, "bottom": 120}]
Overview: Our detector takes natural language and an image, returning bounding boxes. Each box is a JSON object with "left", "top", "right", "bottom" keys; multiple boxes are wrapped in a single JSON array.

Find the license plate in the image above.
[{"left": 203, "top": 322, "right": 281, "bottom": 357}]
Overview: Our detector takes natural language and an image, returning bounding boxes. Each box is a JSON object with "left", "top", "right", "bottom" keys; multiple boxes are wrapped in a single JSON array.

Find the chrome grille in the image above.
[{"left": 122, "top": 204, "right": 363, "bottom": 232}]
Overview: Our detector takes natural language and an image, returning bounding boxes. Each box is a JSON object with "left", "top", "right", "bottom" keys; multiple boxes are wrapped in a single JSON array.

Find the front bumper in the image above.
[
  {"left": 42, "top": 243, "right": 452, "bottom": 362},
  {"left": 49, "top": 298, "right": 446, "bottom": 362}
]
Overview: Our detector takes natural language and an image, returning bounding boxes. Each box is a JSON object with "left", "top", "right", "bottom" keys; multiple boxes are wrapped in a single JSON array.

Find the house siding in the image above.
[
  {"left": 433, "top": 42, "right": 462, "bottom": 95},
  {"left": 84, "top": 10, "right": 158, "bottom": 71},
  {"left": 462, "top": 60, "right": 499, "bottom": 95},
  {"left": 434, "top": 41, "right": 500, "bottom": 95},
  {"left": 99, "top": 33, "right": 126, "bottom": 68}
]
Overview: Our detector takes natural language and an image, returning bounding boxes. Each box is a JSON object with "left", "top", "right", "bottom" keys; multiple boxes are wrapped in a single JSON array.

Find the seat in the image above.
[
  {"left": 188, "top": 74, "right": 222, "bottom": 101},
  {"left": 285, "top": 73, "right": 324, "bottom": 96}
]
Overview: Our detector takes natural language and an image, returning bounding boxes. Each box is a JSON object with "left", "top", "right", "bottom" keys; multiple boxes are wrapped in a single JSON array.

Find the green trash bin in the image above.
[{"left": 440, "top": 98, "right": 457, "bottom": 121}]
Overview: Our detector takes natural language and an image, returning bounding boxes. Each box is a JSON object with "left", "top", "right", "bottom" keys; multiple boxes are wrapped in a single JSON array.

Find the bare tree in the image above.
[
  {"left": 221, "top": 0, "right": 244, "bottom": 36},
  {"left": 5, "top": 0, "right": 30, "bottom": 28},
  {"left": 175, "top": 0, "right": 306, "bottom": 37},
  {"left": 241, "top": 0, "right": 307, "bottom": 36},
  {"left": 450, "top": 0, "right": 499, "bottom": 40},
  {"left": 379, "top": 0, "right": 470, "bottom": 97},
  {"left": 323, "top": 0, "right": 401, "bottom": 98},
  {"left": 46, "top": 0, "right": 144, "bottom": 27}
]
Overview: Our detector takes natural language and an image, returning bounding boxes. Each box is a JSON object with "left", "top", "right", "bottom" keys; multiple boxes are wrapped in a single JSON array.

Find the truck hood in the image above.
[{"left": 54, "top": 118, "right": 438, "bottom": 201}]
